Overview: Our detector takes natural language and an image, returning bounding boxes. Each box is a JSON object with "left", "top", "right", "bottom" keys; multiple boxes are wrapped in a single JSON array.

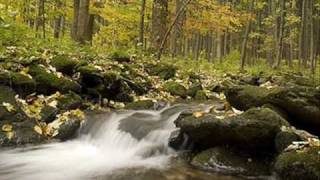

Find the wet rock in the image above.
[
  {"left": 0, "top": 85, "right": 28, "bottom": 122},
  {"left": 126, "top": 100, "right": 155, "bottom": 110},
  {"left": 168, "top": 129, "right": 187, "bottom": 150},
  {"left": 194, "top": 90, "right": 208, "bottom": 101},
  {"left": 77, "top": 65, "right": 104, "bottom": 88},
  {"left": 274, "top": 147, "right": 320, "bottom": 180},
  {"left": 51, "top": 55, "right": 83, "bottom": 75},
  {"left": 225, "top": 85, "right": 283, "bottom": 111},
  {"left": 29, "top": 65, "right": 81, "bottom": 94},
  {"left": 187, "top": 83, "right": 203, "bottom": 97},
  {"left": 55, "top": 117, "right": 81, "bottom": 141},
  {"left": 0, "top": 71, "right": 36, "bottom": 96},
  {"left": 191, "top": 147, "right": 271, "bottom": 177},
  {"left": 267, "top": 86, "right": 320, "bottom": 134},
  {"left": 56, "top": 92, "right": 83, "bottom": 111},
  {"left": 163, "top": 82, "right": 187, "bottom": 98},
  {"left": 40, "top": 105, "right": 58, "bottom": 123},
  {"left": 275, "top": 130, "right": 301, "bottom": 153},
  {"left": 0, "top": 120, "right": 45, "bottom": 147},
  {"left": 176, "top": 107, "right": 289, "bottom": 151},
  {"left": 148, "top": 64, "right": 176, "bottom": 80}
]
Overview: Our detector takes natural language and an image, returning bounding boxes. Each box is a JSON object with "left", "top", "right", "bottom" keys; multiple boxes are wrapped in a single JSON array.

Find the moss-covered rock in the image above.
[
  {"left": 274, "top": 147, "right": 320, "bottom": 180},
  {"left": 55, "top": 118, "right": 81, "bottom": 141},
  {"left": 0, "top": 71, "right": 36, "bottom": 96},
  {"left": 0, "top": 86, "right": 28, "bottom": 122},
  {"left": 148, "top": 64, "right": 176, "bottom": 80},
  {"left": 51, "top": 55, "right": 82, "bottom": 75},
  {"left": 194, "top": 90, "right": 208, "bottom": 101},
  {"left": 0, "top": 120, "right": 45, "bottom": 147},
  {"left": 29, "top": 65, "right": 81, "bottom": 94},
  {"left": 225, "top": 85, "right": 283, "bottom": 111},
  {"left": 163, "top": 81, "right": 187, "bottom": 98},
  {"left": 109, "top": 49, "right": 131, "bottom": 63},
  {"left": 126, "top": 100, "right": 155, "bottom": 110},
  {"left": 176, "top": 107, "right": 289, "bottom": 151},
  {"left": 77, "top": 65, "right": 104, "bottom": 89},
  {"left": 275, "top": 131, "right": 301, "bottom": 153},
  {"left": 40, "top": 105, "right": 58, "bottom": 123},
  {"left": 57, "top": 92, "right": 83, "bottom": 111},
  {"left": 187, "top": 83, "right": 202, "bottom": 97},
  {"left": 191, "top": 147, "right": 271, "bottom": 176}
]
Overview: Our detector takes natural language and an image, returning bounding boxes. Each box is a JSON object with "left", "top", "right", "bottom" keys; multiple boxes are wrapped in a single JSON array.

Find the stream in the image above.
[{"left": 0, "top": 105, "right": 240, "bottom": 180}]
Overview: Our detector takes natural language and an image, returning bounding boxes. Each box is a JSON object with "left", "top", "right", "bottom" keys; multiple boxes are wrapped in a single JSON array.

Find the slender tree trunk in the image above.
[
  {"left": 275, "top": 0, "right": 286, "bottom": 68},
  {"left": 240, "top": 0, "right": 254, "bottom": 71},
  {"left": 299, "top": 0, "right": 307, "bottom": 67},
  {"left": 151, "top": 0, "right": 168, "bottom": 51},
  {"left": 72, "top": 0, "right": 80, "bottom": 40},
  {"left": 36, "top": 0, "right": 45, "bottom": 38},
  {"left": 138, "top": 0, "right": 146, "bottom": 47},
  {"left": 54, "top": 0, "right": 62, "bottom": 39}
]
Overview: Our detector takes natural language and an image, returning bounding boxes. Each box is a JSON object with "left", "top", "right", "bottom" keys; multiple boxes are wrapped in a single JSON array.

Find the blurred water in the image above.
[{"left": 0, "top": 104, "right": 234, "bottom": 180}]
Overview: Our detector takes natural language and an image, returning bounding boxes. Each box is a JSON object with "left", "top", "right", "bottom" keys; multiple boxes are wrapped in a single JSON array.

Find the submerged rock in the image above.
[
  {"left": 191, "top": 147, "right": 271, "bottom": 177},
  {"left": 29, "top": 65, "right": 81, "bottom": 94},
  {"left": 176, "top": 107, "right": 289, "bottom": 151},
  {"left": 274, "top": 147, "right": 320, "bottom": 180}
]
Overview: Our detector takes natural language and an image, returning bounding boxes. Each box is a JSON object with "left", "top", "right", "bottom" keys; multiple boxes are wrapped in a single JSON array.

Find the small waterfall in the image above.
[{"left": 0, "top": 104, "right": 210, "bottom": 180}]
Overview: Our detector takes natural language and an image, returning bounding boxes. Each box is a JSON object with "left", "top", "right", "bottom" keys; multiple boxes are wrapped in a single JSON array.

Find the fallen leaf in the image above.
[
  {"left": 6, "top": 131, "right": 14, "bottom": 140},
  {"left": 2, "top": 124, "right": 13, "bottom": 132},
  {"left": 34, "top": 125, "right": 43, "bottom": 135},
  {"left": 2, "top": 102, "right": 15, "bottom": 112},
  {"left": 193, "top": 111, "right": 205, "bottom": 118}
]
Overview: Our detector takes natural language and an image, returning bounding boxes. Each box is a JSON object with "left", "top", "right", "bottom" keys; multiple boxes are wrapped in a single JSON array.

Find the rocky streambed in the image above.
[{"left": 1, "top": 48, "right": 320, "bottom": 179}]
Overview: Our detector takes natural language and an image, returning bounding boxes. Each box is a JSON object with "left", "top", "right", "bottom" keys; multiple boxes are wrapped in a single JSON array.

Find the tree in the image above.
[
  {"left": 138, "top": 0, "right": 146, "bottom": 47},
  {"left": 72, "top": 0, "right": 92, "bottom": 44},
  {"left": 151, "top": 0, "right": 168, "bottom": 50}
]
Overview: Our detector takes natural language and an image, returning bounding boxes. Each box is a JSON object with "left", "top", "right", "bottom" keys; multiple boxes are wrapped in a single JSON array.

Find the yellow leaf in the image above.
[
  {"left": 193, "top": 111, "right": 205, "bottom": 118},
  {"left": 2, "top": 124, "right": 13, "bottom": 132},
  {"left": 2, "top": 102, "right": 16, "bottom": 112},
  {"left": 34, "top": 125, "right": 43, "bottom": 135},
  {"left": 6, "top": 131, "right": 14, "bottom": 140}
]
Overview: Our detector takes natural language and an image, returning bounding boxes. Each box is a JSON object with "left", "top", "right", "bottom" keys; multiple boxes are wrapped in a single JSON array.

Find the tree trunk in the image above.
[
  {"left": 275, "top": 0, "right": 286, "bottom": 68},
  {"left": 36, "top": 0, "right": 45, "bottom": 38},
  {"left": 54, "top": 0, "right": 63, "bottom": 39},
  {"left": 240, "top": 0, "right": 254, "bottom": 71},
  {"left": 138, "top": 0, "right": 146, "bottom": 47},
  {"left": 151, "top": 0, "right": 168, "bottom": 51}
]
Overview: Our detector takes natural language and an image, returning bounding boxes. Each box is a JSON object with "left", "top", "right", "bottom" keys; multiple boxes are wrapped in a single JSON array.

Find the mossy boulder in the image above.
[
  {"left": 0, "top": 120, "right": 45, "bottom": 147},
  {"left": 0, "top": 71, "right": 36, "bottom": 96},
  {"left": 176, "top": 107, "right": 289, "bottom": 151},
  {"left": 0, "top": 86, "right": 28, "bottom": 122},
  {"left": 194, "top": 90, "right": 208, "bottom": 101},
  {"left": 55, "top": 117, "right": 81, "bottom": 141},
  {"left": 77, "top": 65, "right": 103, "bottom": 88},
  {"left": 109, "top": 49, "right": 130, "bottom": 63},
  {"left": 163, "top": 82, "right": 187, "bottom": 98},
  {"left": 274, "top": 147, "right": 320, "bottom": 180},
  {"left": 275, "top": 130, "right": 301, "bottom": 153},
  {"left": 191, "top": 147, "right": 271, "bottom": 177},
  {"left": 40, "top": 105, "right": 58, "bottom": 123},
  {"left": 148, "top": 64, "right": 176, "bottom": 80},
  {"left": 51, "top": 55, "right": 82, "bottom": 75},
  {"left": 56, "top": 92, "right": 83, "bottom": 111},
  {"left": 29, "top": 65, "right": 81, "bottom": 94},
  {"left": 225, "top": 85, "right": 283, "bottom": 111},
  {"left": 126, "top": 100, "right": 155, "bottom": 110},
  {"left": 187, "top": 83, "right": 203, "bottom": 97}
]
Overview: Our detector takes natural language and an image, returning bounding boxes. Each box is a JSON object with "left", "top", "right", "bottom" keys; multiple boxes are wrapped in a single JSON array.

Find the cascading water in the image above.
[{"left": 0, "top": 104, "right": 214, "bottom": 180}]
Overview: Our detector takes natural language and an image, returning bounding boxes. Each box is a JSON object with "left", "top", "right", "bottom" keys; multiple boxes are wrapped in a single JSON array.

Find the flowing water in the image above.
[{"left": 0, "top": 104, "right": 239, "bottom": 180}]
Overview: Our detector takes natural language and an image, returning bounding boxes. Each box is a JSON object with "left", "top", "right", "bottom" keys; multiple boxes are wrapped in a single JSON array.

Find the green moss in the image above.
[
  {"left": 51, "top": 55, "right": 80, "bottom": 75},
  {"left": 274, "top": 147, "right": 320, "bottom": 180},
  {"left": 187, "top": 83, "right": 202, "bottom": 97},
  {"left": 57, "top": 92, "right": 83, "bottom": 111},
  {"left": 29, "top": 65, "right": 81, "bottom": 94},
  {"left": 149, "top": 63, "right": 177, "bottom": 80},
  {"left": 77, "top": 65, "right": 100, "bottom": 75},
  {"left": 194, "top": 90, "right": 208, "bottom": 101},
  {"left": 163, "top": 81, "right": 187, "bottom": 98},
  {"left": 126, "top": 100, "right": 154, "bottom": 110},
  {"left": 108, "top": 49, "right": 130, "bottom": 62},
  {"left": 0, "top": 71, "right": 36, "bottom": 95}
]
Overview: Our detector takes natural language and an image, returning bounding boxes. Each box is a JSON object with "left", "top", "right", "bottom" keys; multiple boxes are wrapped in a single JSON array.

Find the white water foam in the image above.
[{"left": 0, "top": 105, "right": 204, "bottom": 180}]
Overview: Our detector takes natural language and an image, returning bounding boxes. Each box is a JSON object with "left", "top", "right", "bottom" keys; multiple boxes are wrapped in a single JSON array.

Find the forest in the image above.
[{"left": 0, "top": 0, "right": 320, "bottom": 180}]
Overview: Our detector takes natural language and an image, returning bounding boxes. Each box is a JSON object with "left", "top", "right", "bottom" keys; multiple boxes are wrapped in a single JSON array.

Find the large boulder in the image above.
[
  {"left": 51, "top": 55, "right": 82, "bottom": 75},
  {"left": 0, "top": 71, "right": 36, "bottom": 96},
  {"left": 77, "top": 65, "right": 104, "bottom": 88},
  {"left": 191, "top": 147, "right": 271, "bottom": 177},
  {"left": 274, "top": 147, "right": 320, "bottom": 180},
  {"left": 225, "top": 85, "right": 282, "bottom": 111},
  {"left": 29, "top": 65, "right": 81, "bottom": 94},
  {"left": 0, "top": 120, "right": 44, "bottom": 147},
  {"left": 0, "top": 86, "right": 28, "bottom": 122},
  {"left": 163, "top": 82, "right": 187, "bottom": 98},
  {"left": 176, "top": 107, "right": 289, "bottom": 151}
]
